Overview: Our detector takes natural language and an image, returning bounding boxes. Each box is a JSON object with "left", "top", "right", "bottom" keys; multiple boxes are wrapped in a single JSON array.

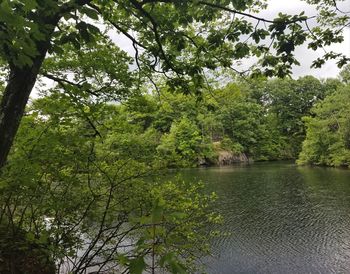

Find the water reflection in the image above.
[{"left": 179, "top": 162, "right": 350, "bottom": 274}]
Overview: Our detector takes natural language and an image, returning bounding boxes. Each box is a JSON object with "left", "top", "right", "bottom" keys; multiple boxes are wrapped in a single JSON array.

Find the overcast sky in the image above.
[
  {"left": 111, "top": 0, "right": 350, "bottom": 80},
  {"left": 260, "top": 0, "right": 350, "bottom": 79},
  {"left": 34, "top": 0, "right": 350, "bottom": 97}
]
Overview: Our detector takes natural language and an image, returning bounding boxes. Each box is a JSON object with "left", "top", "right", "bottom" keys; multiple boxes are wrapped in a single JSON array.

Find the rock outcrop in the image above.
[{"left": 217, "top": 150, "right": 249, "bottom": 165}]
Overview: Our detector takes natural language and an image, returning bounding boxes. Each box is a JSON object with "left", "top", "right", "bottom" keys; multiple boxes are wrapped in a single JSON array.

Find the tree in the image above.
[
  {"left": 122, "top": 75, "right": 347, "bottom": 164},
  {"left": 0, "top": 0, "right": 348, "bottom": 169},
  {"left": 157, "top": 116, "right": 209, "bottom": 167},
  {"left": 264, "top": 76, "right": 328, "bottom": 156},
  {"left": 339, "top": 64, "right": 350, "bottom": 84},
  {"left": 0, "top": 93, "right": 220, "bottom": 273},
  {"left": 298, "top": 84, "right": 350, "bottom": 166},
  {"left": 215, "top": 83, "right": 277, "bottom": 159},
  {"left": 303, "top": 0, "right": 350, "bottom": 69}
]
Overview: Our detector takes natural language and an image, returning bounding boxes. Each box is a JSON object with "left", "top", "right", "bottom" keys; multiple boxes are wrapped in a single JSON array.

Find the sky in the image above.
[
  {"left": 109, "top": 0, "right": 350, "bottom": 79},
  {"left": 33, "top": 0, "right": 350, "bottom": 97},
  {"left": 259, "top": 0, "right": 350, "bottom": 79}
]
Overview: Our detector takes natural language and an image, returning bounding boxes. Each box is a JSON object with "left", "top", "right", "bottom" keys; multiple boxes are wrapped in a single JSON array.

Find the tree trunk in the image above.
[
  {"left": 0, "top": 8, "right": 61, "bottom": 170},
  {"left": 0, "top": 62, "right": 43, "bottom": 168}
]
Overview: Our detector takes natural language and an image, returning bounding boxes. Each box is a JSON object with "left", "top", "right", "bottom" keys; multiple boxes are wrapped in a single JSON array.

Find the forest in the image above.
[{"left": 0, "top": 0, "right": 350, "bottom": 273}]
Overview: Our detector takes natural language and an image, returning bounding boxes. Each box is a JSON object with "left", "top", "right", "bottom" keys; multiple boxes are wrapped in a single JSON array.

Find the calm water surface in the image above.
[{"left": 180, "top": 162, "right": 350, "bottom": 274}]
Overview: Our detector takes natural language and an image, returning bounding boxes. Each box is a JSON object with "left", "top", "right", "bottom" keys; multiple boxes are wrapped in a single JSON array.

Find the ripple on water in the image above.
[{"left": 182, "top": 163, "right": 350, "bottom": 274}]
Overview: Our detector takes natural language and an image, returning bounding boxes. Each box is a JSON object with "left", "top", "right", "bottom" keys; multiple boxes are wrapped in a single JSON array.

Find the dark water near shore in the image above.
[{"left": 180, "top": 162, "right": 350, "bottom": 274}]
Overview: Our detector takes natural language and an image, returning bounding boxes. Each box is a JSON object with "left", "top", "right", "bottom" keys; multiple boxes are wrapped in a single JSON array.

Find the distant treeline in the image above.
[
  {"left": 12, "top": 67, "right": 350, "bottom": 170},
  {"left": 119, "top": 70, "right": 350, "bottom": 167}
]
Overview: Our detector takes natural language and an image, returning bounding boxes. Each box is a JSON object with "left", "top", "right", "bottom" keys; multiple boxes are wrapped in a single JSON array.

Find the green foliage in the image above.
[
  {"left": 0, "top": 94, "right": 219, "bottom": 273},
  {"left": 220, "top": 137, "right": 244, "bottom": 154},
  {"left": 1, "top": 0, "right": 346, "bottom": 84},
  {"left": 41, "top": 41, "right": 136, "bottom": 101},
  {"left": 0, "top": 222, "right": 55, "bottom": 274},
  {"left": 219, "top": 93, "right": 270, "bottom": 158},
  {"left": 0, "top": 0, "right": 349, "bottom": 170},
  {"left": 119, "top": 75, "right": 334, "bottom": 165},
  {"left": 1, "top": 2, "right": 350, "bottom": 273},
  {"left": 303, "top": 0, "right": 350, "bottom": 68},
  {"left": 298, "top": 85, "right": 350, "bottom": 167},
  {"left": 157, "top": 117, "right": 212, "bottom": 167},
  {"left": 129, "top": 180, "right": 220, "bottom": 273},
  {"left": 262, "top": 76, "right": 329, "bottom": 157},
  {"left": 339, "top": 64, "right": 350, "bottom": 84},
  {"left": 1, "top": 0, "right": 349, "bottom": 173}
]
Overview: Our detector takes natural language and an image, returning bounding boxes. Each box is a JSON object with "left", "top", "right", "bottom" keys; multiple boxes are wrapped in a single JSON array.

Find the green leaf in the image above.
[
  {"left": 117, "top": 254, "right": 129, "bottom": 266},
  {"left": 169, "top": 260, "right": 187, "bottom": 274},
  {"left": 151, "top": 203, "right": 163, "bottom": 223},
  {"left": 23, "top": 0, "right": 37, "bottom": 12},
  {"left": 26, "top": 232, "right": 35, "bottom": 242},
  {"left": 129, "top": 256, "right": 146, "bottom": 274},
  {"left": 81, "top": 7, "right": 99, "bottom": 20}
]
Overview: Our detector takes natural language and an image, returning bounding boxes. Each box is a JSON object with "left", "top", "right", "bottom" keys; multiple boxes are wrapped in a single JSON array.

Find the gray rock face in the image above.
[{"left": 217, "top": 150, "right": 249, "bottom": 165}]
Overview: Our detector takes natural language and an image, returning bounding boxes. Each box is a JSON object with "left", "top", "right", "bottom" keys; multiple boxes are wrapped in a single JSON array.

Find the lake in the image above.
[{"left": 180, "top": 162, "right": 350, "bottom": 274}]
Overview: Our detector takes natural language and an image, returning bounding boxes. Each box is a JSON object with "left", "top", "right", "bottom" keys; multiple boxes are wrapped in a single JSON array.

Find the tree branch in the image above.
[
  {"left": 41, "top": 72, "right": 99, "bottom": 96},
  {"left": 129, "top": 0, "right": 183, "bottom": 75}
]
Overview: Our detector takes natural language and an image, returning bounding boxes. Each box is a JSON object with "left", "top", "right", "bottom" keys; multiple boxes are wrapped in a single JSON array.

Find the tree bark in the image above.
[
  {"left": 0, "top": 0, "right": 94, "bottom": 169},
  {"left": 0, "top": 58, "right": 46, "bottom": 169},
  {"left": 0, "top": 3, "right": 66, "bottom": 170}
]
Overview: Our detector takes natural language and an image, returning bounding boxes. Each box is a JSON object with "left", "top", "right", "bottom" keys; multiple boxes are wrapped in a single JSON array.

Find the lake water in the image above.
[{"left": 180, "top": 162, "right": 350, "bottom": 274}]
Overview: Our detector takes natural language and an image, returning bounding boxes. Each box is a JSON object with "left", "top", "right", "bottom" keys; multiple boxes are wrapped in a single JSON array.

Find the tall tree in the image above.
[
  {"left": 0, "top": 0, "right": 348, "bottom": 168},
  {"left": 298, "top": 84, "right": 350, "bottom": 167}
]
